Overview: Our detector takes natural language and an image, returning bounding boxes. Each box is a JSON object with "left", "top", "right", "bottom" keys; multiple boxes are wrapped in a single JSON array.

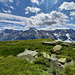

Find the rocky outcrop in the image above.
[
  {"left": 42, "top": 41, "right": 60, "bottom": 45},
  {"left": 17, "top": 49, "right": 38, "bottom": 63},
  {"left": 0, "top": 28, "right": 75, "bottom": 43},
  {"left": 61, "top": 42, "right": 72, "bottom": 46},
  {"left": 58, "top": 58, "right": 74, "bottom": 68},
  {"left": 53, "top": 45, "right": 62, "bottom": 52},
  {"left": 17, "top": 49, "right": 38, "bottom": 57}
]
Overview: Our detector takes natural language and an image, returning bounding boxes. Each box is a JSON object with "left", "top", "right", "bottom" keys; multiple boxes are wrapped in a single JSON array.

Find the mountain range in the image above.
[{"left": 0, "top": 27, "right": 75, "bottom": 43}]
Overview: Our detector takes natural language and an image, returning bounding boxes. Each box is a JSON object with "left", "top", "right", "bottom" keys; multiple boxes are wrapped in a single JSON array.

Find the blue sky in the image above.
[{"left": 0, "top": 0, "right": 75, "bottom": 30}]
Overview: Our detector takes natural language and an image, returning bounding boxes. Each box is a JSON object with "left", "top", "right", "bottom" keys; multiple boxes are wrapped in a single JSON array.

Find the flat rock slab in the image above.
[
  {"left": 42, "top": 41, "right": 60, "bottom": 45},
  {"left": 17, "top": 49, "right": 38, "bottom": 63},
  {"left": 17, "top": 49, "right": 38, "bottom": 57},
  {"left": 58, "top": 58, "right": 66, "bottom": 64},
  {"left": 53, "top": 45, "right": 62, "bottom": 52},
  {"left": 61, "top": 42, "right": 72, "bottom": 46}
]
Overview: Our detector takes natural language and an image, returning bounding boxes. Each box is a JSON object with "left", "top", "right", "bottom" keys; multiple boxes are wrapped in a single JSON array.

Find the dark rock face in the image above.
[
  {"left": 53, "top": 29, "right": 75, "bottom": 42},
  {"left": 0, "top": 28, "right": 75, "bottom": 42}
]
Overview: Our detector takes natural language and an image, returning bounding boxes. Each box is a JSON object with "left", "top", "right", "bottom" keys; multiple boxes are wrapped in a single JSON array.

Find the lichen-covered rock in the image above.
[
  {"left": 42, "top": 52, "right": 50, "bottom": 59},
  {"left": 42, "top": 41, "right": 60, "bottom": 45},
  {"left": 58, "top": 58, "right": 66, "bottom": 64},
  {"left": 53, "top": 45, "right": 62, "bottom": 52}
]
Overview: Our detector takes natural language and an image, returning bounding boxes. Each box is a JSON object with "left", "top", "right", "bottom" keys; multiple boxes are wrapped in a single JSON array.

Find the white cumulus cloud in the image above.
[
  {"left": 31, "top": 0, "right": 39, "bottom": 5},
  {"left": 25, "top": 7, "right": 41, "bottom": 13},
  {"left": 59, "top": 2, "right": 75, "bottom": 10}
]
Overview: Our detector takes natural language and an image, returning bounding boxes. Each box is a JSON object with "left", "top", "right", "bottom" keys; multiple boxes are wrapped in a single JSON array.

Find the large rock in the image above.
[
  {"left": 17, "top": 49, "right": 38, "bottom": 63},
  {"left": 17, "top": 49, "right": 38, "bottom": 57},
  {"left": 42, "top": 41, "right": 60, "bottom": 45},
  {"left": 61, "top": 42, "right": 71, "bottom": 46},
  {"left": 58, "top": 58, "right": 66, "bottom": 64},
  {"left": 58, "top": 59, "right": 74, "bottom": 68},
  {"left": 42, "top": 52, "right": 50, "bottom": 59},
  {"left": 53, "top": 45, "right": 62, "bottom": 52}
]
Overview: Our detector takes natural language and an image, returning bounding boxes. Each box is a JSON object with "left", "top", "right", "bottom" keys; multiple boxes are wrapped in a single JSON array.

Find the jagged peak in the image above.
[{"left": 28, "top": 27, "right": 37, "bottom": 31}]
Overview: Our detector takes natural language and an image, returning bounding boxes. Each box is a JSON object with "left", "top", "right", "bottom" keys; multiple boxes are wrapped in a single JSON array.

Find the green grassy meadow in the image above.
[{"left": 0, "top": 39, "right": 75, "bottom": 75}]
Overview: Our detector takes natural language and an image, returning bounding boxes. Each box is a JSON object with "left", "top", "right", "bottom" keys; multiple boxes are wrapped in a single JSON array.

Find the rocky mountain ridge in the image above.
[{"left": 0, "top": 27, "right": 75, "bottom": 43}]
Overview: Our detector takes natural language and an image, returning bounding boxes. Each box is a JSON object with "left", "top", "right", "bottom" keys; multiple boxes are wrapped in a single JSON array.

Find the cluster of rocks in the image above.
[
  {"left": 17, "top": 41, "right": 74, "bottom": 68},
  {"left": 43, "top": 41, "right": 73, "bottom": 46},
  {"left": 42, "top": 41, "right": 74, "bottom": 68},
  {"left": 42, "top": 41, "right": 60, "bottom": 45}
]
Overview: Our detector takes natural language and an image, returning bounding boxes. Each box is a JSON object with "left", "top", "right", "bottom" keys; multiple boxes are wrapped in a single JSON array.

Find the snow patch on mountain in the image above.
[
  {"left": 54, "top": 33, "right": 59, "bottom": 37},
  {"left": 66, "top": 33, "right": 70, "bottom": 39},
  {"left": 46, "top": 33, "right": 49, "bottom": 36}
]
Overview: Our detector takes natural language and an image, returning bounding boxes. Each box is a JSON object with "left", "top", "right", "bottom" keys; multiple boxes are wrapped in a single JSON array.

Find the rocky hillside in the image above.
[
  {"left": 0, "top": 39, "right": 75, "bottom": 75},
  {"left": 0, "top": 27, "right": 75, "bottom": 43}
]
